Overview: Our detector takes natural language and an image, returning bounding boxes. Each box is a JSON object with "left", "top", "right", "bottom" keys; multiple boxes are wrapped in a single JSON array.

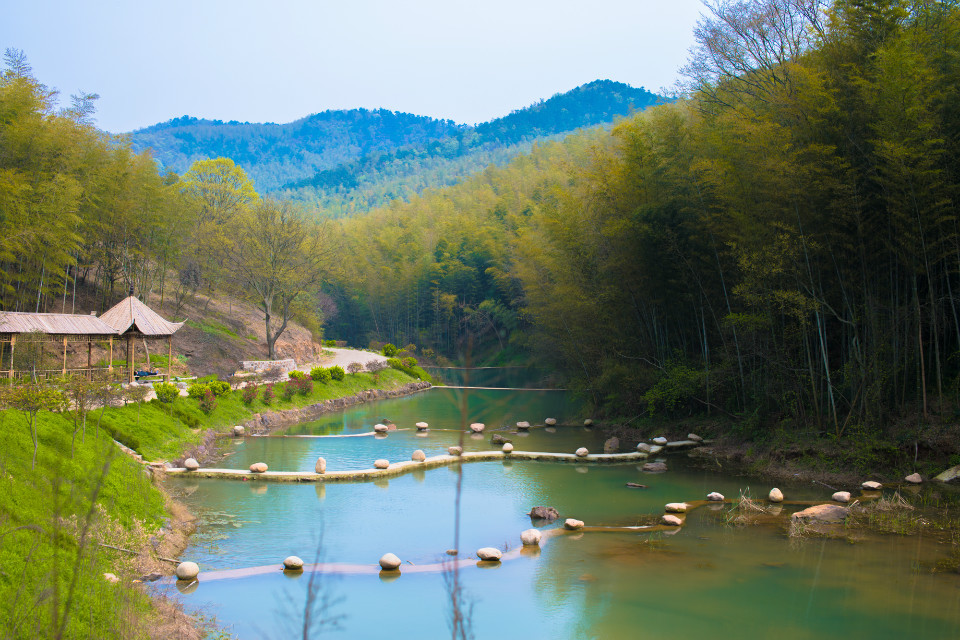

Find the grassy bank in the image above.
[{"left": 0, "top": 367, "right": 427, "bottom": 638}]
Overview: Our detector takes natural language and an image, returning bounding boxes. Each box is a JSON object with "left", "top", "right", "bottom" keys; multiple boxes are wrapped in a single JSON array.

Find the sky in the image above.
[{"left": 2, "top": 0, "right": 705, "bottom": 134}]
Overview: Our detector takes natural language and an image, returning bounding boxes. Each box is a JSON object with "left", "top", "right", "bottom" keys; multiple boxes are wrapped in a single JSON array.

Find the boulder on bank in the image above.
[
  {"left": 791, "top": 504, "right": 849, "bottom": 523},
  {"left": 183, "top": 458, "right": 199, "bottom": 471},
  {"left": 528, "top": 506, "right": 560, "bottom": 521},
  {"left": 175, "top": 561, "right": 200, "bottom": 581},
  {"left": 636, "top": 442, "right": 652, "bottom": 453},
  {"left": 768, "top": 488, "right": 784, "bottom": 502},
  {"left": 249, "top": 462, "right": 268, "bottom": 473},
  {"left": 862, "top": 480, "right": 882, "bottom": 490},
  {"left": 283, "top": 556, "right": 304, "bottom": 571},
  {"left": 502, "top": 443, "right": 514, "bottom": 453},
  {"left": 470, "top": 423, "right": 485, "bottom": 433},
  {"left": 476, "top": 547, "right": 502, "bottom": 561},
  {"left": 687, "top": 433, "right": 703, "bottom": 442},
  {"left": 233, "top": 425, "right": 245, "bottom": 437},
  {"left": 642, "top": 461, "right": 668, "bottom": 473},
  {"left": 448, "top": 446, "right": 463, "bottom": 456},
  {"left": 374, "top": 459, "right": 390, "bottom": 469},
  {"left": 934, "top": 465, "right": 960, "bottom": 483},
  {"left": 379, "top": 553, "right": 401, "bottom": 570},
  {"left": 603, "top": 437, "right": 620, "bottom": 453},
  {"left": 662, "top": 514, "right": 683, "bottom": 526},
  {"left": 584, "top": 419, "right": 593, "bottom": 427},
  {"left": 575, "top": 447, "right": 589, "bottom": 458},
  {"left": 832, "top": 491, "right": 852, "bottom": 503},
  {"left": 905, "top": 472, "right": 923, "bottom": 484},
  {"left": 707, "top": 491, "right": 725, "bottom": 501},
  {"left": 564, "top": 518, "right": 585, "bottom": 530},
  {"left": 545, "top": 418, "right": 557, "bottom": 426},
  {"left": 521, "top": 529, "right": 542, "bottom": 546},
  {"left": 315, "top": 457, "right": 326, "bottom": 474},
  {"left": 412, "top": 450, "right": 426, "bottom": 462}
]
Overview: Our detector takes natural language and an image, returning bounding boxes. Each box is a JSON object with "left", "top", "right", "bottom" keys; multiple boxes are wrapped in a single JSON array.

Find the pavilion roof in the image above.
[
  {"left": 99, "top": 296, "right": 184, "bottom": 337},
  {"left": 0, "top": 311, "right": 119, "bottom": 336}
]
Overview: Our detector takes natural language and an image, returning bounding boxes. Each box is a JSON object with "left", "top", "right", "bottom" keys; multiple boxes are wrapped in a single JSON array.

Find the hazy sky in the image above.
[{"left": 2, "top": 0, "right": 704, "bottom": 134}]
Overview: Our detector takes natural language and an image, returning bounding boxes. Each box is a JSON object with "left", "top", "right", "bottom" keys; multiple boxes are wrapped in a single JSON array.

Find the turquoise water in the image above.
[{"left": 163, "top": 383, "right": 960, "bottom": 639}]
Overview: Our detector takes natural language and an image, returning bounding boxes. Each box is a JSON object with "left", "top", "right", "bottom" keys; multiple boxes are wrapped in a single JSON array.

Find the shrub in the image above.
[
  {"left": 346, "top": 362, "right": 362, "bottom": 375},
  {"left": 386, "top": 358, "right": 402, "bottom": 369},
  {"left": 208, "top": 380, "right": 231, "bottom": 396},
  {"left": 382, "top": 343, "right": 398, "bottom": 357},
  {"left": 367, "top": 359, "right": 388, "bottom": 381},
  {"left": 187, "top": 383, "right": 209, "bottom": 399},
  {"left": 288, "top": 370, "right": 307, "bottom": 380},
  {"left": 241, "top": 384, "right": 258, "bottom": 404},
  {"left": 323, "top": 339, "right": 337, "bottom": 347},
  {"left": 198, "top": 387, "right": 217, "bottom": 413},
  {"left": 154, "top": 382, "right": 179, "bottom": 403},
  {"left": 402, "top": 356, "right": 417, "bottom": 368},
  {"left": 262, "top": 383, "right": 274, "bottom": 405},
  {"left": 330, "top": 365, "right": 345, "bottom": 380},
  {"left": 281, "top": 382, "right": 296, "bottom": 401},
  {"left": 292, "top": 377, "right": 313, "bottom": 396},
  {"left": 310, "top": 366, "right": 332, "bottom": 383}
]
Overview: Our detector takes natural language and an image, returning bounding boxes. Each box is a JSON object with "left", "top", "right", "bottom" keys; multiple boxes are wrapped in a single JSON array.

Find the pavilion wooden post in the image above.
[
  {"left": 9, "top": 334, "right": 15, "bottom": 379},
  {"left": 126, "top": 333, "right": 134, "bottom": 383},
  {"left": 62, "top": 336, "right": 68, "bottom": 376},
  {"left": 167, "top": 336, "right": 173, "bottom": 382},
  {"left": 108, "top": 336, "right": 114, "bottom": 377},
  {"left": 87, "top": 340, "right": 93, "bottom": 380}
]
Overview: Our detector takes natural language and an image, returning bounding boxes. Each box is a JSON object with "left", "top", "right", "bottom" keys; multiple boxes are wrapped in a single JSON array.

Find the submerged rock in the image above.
[
  {"left": 249, "top": 462, "right": 268, "bottom": 473},
  {"left": 477, "top": 547, "right": 502, "bottom": 561},
  {"left": 905, "top": 473, "right": 923, "bottom": 484},
  {"left": 183, "top": 458, "right": 199, "bottom": 471},
  {"left": 528, "top": 506, "right": 560, "bottom": 521},
  {"left": 491, "top": 434, "right": 511, "bottom": 445},
  {"left": 603, "top": 437, "right": 620, "bottom": 453},
  {"left": 283, "top": 556, "right": 304, "bottom": 571},
  {"left": 411, "top": 450, "right": 426, "bottom": 462},
  {"left": 791, "top": 504, "right": 849, "bottom": 523},
  {"left": 707, "top": 492, "right": 725, "bottom": 501},
  {"left": 315, "top": 457, "right": 326, "bottom": 474},
  {"left": 175, "top": 561, "right": 199, "bottom": 581},
  {"left": 564, "top": 518, "right": 585, "bottom": 530},
  {"left": 379, "top": 553, "right": 401, "bottom": 570},
  {"left": 575, "top": 447, "right": 589, "bottom": 458},
  {"left": 636, "top": 442, "right": 652, "bottom": 453},
  {"left": 521, "top": 529, "right": 542, "bottom": 546},
  {"left": 832, "top": 491, "right": 851, "bottom": 503},
  {"left": 642, "top": 461, "right": 668, "bottom": 473},
  {"left": 649, "top": 445, "right": 664, "bottom": 454},
  {"left": 662, "top": 514, "right": 683, "bottom": 526},
  {"left": 768, "top": 488, "right": 784, "bottom": 503},
  {"left": 862, "top": 480, "right": 882, "bottom": 490},
  {"left": 374, "top": 459, "right": 390, "bottom": 469}
]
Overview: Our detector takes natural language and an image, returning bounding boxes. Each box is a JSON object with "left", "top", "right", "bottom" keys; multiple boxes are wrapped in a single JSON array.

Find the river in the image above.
[{"left": 160, "top": 375, "right": 960, "bottom": 639}]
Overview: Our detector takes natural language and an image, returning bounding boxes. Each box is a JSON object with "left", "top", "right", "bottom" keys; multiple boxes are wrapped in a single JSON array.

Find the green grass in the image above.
[
  {"left": 0, "top": 407, "right": 167, "bottom": 638},
  {"left": 186, "top": 318, "right": 240, "bottom": 340}
]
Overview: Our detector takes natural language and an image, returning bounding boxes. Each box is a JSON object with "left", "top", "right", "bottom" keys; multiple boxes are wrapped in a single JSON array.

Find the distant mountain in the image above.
[{"left": 128, "top": 80, "right": 663, "bottom": 210}]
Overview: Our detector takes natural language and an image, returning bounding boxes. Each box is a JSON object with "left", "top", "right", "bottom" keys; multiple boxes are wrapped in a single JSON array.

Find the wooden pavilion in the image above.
[{"left": 0, "top": 296, "right": 183, "bottom": 382}]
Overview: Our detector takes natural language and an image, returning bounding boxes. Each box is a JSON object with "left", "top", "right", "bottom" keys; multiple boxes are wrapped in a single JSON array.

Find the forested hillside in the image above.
[
  {"left": 128, "top": 80, "right": 660, "bottom": 212},
  {"left": 329, "top": 0, "right": 960, "bottom": 446}
]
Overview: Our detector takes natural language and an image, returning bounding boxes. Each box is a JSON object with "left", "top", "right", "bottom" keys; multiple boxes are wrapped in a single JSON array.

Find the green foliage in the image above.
[
  {"left": 642, "top": 361, "right": 705, "bottom": 416},
  {"left": 187, "top": 382, "right": 209, "bottom": 399},
  {"left": 310, "top": 366, "right": 332, "bottom": 383},
  {"left": 262, "top": 383, "right": 275, "bottom": 405},
  {"left": 207, "top": 380, "right": 231, "bottom": 396},
  {"left": 198, "top": 387, "right": 217, "bottom": 413},
  {"left": 241, "top": 384, "right": 258, "bottom": 404},
  {"left": 382, "top": 343, "right": 398, "bottom": 357},
  {"left": 288, "top": 370, "right": 307, "bottom": 380},
  {"left": 402, "top": 356, "right": 417, "bottom": 368},
  {"left": 329, "top": 365, "right": 345, "bottom": 381},
  {"left": 153, "top": 382, "right": 179, "bottom": 403},
  {"left": 186, "top": 318, "right": 241, "bottom": 340},
  {"left": 323, "top": 339, "right": 337, "bottom": 347}
]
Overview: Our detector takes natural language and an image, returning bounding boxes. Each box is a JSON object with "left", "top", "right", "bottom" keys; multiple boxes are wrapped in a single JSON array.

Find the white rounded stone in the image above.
[
  {"left": 175, "top": 561, "right": 200, "bottom": 581},
  {"left": 502, "top": 443, "right": 514, "bottom": 453},
  {"left": 636, "top": 442, "right": 652, "bottom": 453},
  {"left": 584, "top": 419, "right": 593, "bottom": 426},
  {"left": 652, "top": 437, "right": 668, "bottom": 445},
  {"left": 283, "top": 556, "right": 303, "bottom": 570},
  {"left": 415, "top": 422, "right": 429, "bottom": 430},
  {"left": 862, "top": 480, "right": 882, "bottom": 490},
  {"left": 520, "top": 529, "right": 542, "bottom": 546},
  {"left": 412, "top": 449, "right": 426, "bottom": 462},
  {"left": 448, "top": 446, "right": 463, "bottom": 456},
  {"left": 374, "top": 459, "right": 390, "bottom": 469},
  {"left": 687, "top": 433, "right": 703, "bottom": 442},
  {"left": 545, "top": 418, "right": 557, "bottom": 426},
  {"left": 315, "top": 457, "right": 326, "bottom": 474},
  {"left": 707, "top": 492, "right": 725, "bottom": 501},
  {"left": 516, "top": 421, "right": 531, "bottom": 430},
  {"left": 233, "top": 425, "right": 245, "bottom": 436},
  {"left": 379, "top": 553, "right": 401, "bottom": 570},
  {"left": 665, "top": 502, "right": 688, "bottom": 513},
  {"left": 649, "top": 445, "right": 664, "bottom": 454},
  {"left": 575, "top": 447, "right": 589, "bottom": 458},
  {"left": 476, "top": 547, "right": 502, "bottom": 561},
  {"left": 662, "top": 514, "right": 683, "bottom": 526},
  {"left": 768, "top": 488, "right": 784, "bottom": 503},
  {"left": 374, "top": 423, "right": 389, "bottom": 433},
  {"left": 250, "top": 462, "right": 268, "bottom": 473},
  {"left": 832, "top": 491, "right": 851, "bottom": 503},
  {"left": 470, "top": 423, "right": 485, "bottom": 433},
  {"left": 564, "top": 518, "right": 584, "bottom": 530},
  {"left": 183, "top": 458, "right": 199, "bottom": 471},
  {"left": 905, "top": 473, "right": 923, "bottom": 484}
]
